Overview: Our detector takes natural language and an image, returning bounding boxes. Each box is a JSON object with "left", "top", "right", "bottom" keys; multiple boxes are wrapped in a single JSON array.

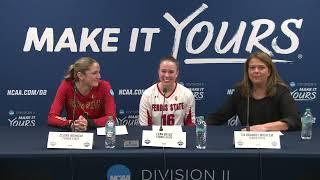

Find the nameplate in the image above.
[
  {"left": 47, "top": 132, "right": 94, "bottom": 149},
  {"left": 142, "top": 130, "right": 186, "bottom": 148},
  {"left": 152, "top": 125, "right": 182, "bottom": 132},
  {"left": 123, "top": 140, "right": 140, "bottom": 148},
  {"left": 234, "top": 131, "right": 281, "bottom": 149}
]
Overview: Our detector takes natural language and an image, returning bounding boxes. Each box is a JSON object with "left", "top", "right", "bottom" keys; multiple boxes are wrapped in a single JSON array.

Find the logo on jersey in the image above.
[{"left": 109, "top": 89, "right": 114, "bottom": 96}]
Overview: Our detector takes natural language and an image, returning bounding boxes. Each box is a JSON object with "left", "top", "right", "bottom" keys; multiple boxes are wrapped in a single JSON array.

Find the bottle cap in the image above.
[{"left": 196, "top": 116, "right": 205, "bottom": 123}]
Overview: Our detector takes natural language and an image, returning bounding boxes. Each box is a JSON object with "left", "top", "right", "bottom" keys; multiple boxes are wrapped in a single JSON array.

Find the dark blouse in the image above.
[{"left": 207, "top": 84, "right": 301, "bottom": 131}]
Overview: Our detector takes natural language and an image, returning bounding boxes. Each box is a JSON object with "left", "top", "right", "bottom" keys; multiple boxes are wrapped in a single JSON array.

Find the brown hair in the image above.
[
  {"left": 238, "top": 51, "right": 287, "bottom": 97},
  {"left": 159, "top": 56, "right": 179, "bottom": 71},
  {"left": 64, "top": 57, "right": 97, "bottom": 81}
]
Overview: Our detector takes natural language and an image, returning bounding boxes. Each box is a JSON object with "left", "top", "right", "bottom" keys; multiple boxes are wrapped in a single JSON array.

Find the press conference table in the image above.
[{"left": 0, "top": 126, "right": 319, "bottom": 180}]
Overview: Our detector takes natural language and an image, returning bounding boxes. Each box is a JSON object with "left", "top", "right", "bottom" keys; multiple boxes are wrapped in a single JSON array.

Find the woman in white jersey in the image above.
[{"left": 139, "top": 56, "right": 195, "bottom": 126}]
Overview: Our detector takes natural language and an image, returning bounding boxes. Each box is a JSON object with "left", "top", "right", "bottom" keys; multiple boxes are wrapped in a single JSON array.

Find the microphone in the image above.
[
  {"left": 159, "top": 87, "right": 168, "bottom": 131},
  {"left": 246, "top": 87, "right": 251, "bottom": 131},
  {"left": 71, "top": 82, "right": 77, "bottom": 131}
]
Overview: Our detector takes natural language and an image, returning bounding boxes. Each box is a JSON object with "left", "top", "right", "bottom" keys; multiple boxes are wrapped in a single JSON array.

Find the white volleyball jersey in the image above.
[{"left": 139, "top": 83, "right": 195, "bottom": 126}]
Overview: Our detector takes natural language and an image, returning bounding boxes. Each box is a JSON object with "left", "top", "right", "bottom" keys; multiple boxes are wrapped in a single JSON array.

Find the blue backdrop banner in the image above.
[{"left": 1, "top": 0, "right": 319, "bottom": 127}]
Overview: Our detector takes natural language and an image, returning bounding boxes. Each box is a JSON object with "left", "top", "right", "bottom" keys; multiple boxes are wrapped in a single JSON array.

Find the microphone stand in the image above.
[
  {"left": 159, "top": 87, "right": 167, "bottom": 131},
  {"left": 246, "top": 88, "right": 251, "bottom": 131},
  {"left": 71, "top": 82, "right": 77, "bottom": 131}
]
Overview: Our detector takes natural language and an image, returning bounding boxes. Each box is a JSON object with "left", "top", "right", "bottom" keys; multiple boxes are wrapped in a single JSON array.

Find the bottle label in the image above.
[
  {"left": 106, "top": 131, "right": 114, "bottom": 137},
  {"left": 196, "top": 125, "right": 205, "bottom": 133},
  {"left": 301, "top": 117, "right": 313, "bottom": 123}
]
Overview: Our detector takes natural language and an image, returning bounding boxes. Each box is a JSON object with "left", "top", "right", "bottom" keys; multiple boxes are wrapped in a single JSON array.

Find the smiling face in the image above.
[
  {"left": 158, "top": 60, "right": 179, "bottom": 89},
  {"left": 248, "top": 57, "right": 270, "bottom": 87},
  {"left": 78, "top": 62, "right": 101, "bottom": 87}
]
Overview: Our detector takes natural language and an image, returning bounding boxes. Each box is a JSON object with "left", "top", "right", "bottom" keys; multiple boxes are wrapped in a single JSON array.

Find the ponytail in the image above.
[
  {"left": 64, "top": 64, "right": 75, "bottom": 81},
  {"left": 64, "top": 57, "right": 97, "bottom": 81}
]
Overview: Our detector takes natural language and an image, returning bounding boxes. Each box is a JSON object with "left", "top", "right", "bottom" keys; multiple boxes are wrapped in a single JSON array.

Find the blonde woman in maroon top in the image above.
[{"left": 48, "top": 57, "right": 116, "bottom": 132}]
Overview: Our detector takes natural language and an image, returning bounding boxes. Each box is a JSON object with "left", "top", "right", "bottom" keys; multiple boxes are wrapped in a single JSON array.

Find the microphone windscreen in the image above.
[{"left": 163, "top": 87, "right": 168, "bottom": 94}]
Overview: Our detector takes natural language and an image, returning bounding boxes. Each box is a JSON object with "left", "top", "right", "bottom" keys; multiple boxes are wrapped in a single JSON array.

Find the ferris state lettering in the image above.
[{"left": 152, "top": 103, "right": 184, "bottom": 111}]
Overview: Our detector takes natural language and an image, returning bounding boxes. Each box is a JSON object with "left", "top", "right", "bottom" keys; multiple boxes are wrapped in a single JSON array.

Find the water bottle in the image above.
[
  {"left": 105, "top": 116, "right": 116, "bottom": 148},
  {"left": 196, "top": 116, "right": 207, "bottom": 149},
  {"left": 301, "top": 108, "right": 314, "bottom": 140}
]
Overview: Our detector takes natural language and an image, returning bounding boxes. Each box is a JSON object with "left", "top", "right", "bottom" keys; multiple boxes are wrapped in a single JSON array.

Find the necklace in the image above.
[
  {"left": 76, "top": 100, "right": 89, "bottom": 119},
  {"left": 73, "top": 89, "right": 91, "bottom": 119}
]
